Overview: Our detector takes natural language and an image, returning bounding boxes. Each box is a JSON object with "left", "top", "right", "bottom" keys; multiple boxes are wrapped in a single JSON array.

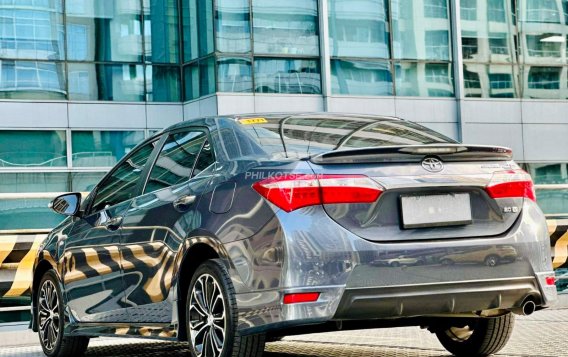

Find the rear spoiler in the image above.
[{"left": 310, "top": 144, "right": 513, "bottom": 164}]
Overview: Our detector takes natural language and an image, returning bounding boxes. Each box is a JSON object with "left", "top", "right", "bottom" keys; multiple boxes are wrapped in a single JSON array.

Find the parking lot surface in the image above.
[{"left": 0, "top": 308, "right": 566, "bottom": 357}]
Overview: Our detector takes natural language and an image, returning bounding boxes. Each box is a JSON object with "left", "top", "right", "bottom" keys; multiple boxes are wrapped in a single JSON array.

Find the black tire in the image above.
[
  {"left": 390, "top": 261, "right": 400, "bottom": 267},
  {"left": 484, "top": 255, "right": 500, "bottom": 267},
  {"left": 441, "top": 258, "right": 454, "bottom": 266},
  {"left": 37, "top": 270, "right": 90, "bottom": 357},
  {"left": 435, "top": 313, "right": 515, "bottom": 356},
  {"left": 186, "top": 259, "right": 265, "bottom": 357}
]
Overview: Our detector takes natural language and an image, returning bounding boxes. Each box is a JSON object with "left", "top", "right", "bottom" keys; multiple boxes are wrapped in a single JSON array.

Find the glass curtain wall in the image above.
[
  {"left": 327, "top": 0, "right": 454, "bottom": 97},
  {"left": 185, "top": 0, "right": 321, "bottom": 100},
  {"left": 460, "top": 0, "right": 568, "bottom": 99},
  {"left": 0, "top": 0, "right": 181, "bottom": 101}
]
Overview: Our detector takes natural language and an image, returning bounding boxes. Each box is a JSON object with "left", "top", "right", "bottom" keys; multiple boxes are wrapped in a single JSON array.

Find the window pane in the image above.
[
  {"left": 193, "top": 140, "right": 215, "bottom": 176},
  {"left": 144, "top": 131, "right": 208, "bottom": 193},
  {"left": 71, "top": 172, "right": 106, "bottom": 192},
  {"left": 252, "top": 0, "right": 319, "bottom": 55},
  {"left": 182, "top": 0, "right": 213, "bottom": 61},
  {"left": 184, "top": 63, "right": 200, "bottom": 100},
  {"left": 146, "top": 65, "right": 181, "bottom": 102},
  {"left": 395, "top": 62, "right": 454, "bottom": 97},
  {"left": 182, "top": 0, "right": 198, "bottom": 61},
  {"left": 200, "top": 57, "right": 216, "bottom": 96},
  {"left": 68, "top": 63, "right": 145, "bottom": 101},
  {"left": 72, "top": 131, "right": 145, "bottom": 167},
  {"left": 392, "top": 0, "right": 451, "bottom": 60},
  {"left": 143, "top": 0, "right": 180, "bottom": 63},
  {"left": 463, "top": 64, "right": 518, "bottom": 98},
  {"left": 66, "top": 0, "right": 143, "bottom": 62},
  {"left": 216, "top": 0, "right": 251, "bottom": 53},
  {"left": 331, "top": 60, "right": 393, "bottom": 95},
  {"left": 218, "top": 57, "right": 252, "bottom": 93},
  {"left": 524, "top": 66, "right": 566, "bottom": 99},
  {"left": 0, "top": 173, "right": 68, "bottom": 230},
  {"left": 461, "top": 0, "right": 477, "bottom": 21},
  {"left": 0, "top": 60, "right": 66, "bottom": 100},
  {"left": 91, "top": 140, "right": 157, "bottom": 212},
  {"left": 254, "top": 58, "right": 321, "bottom": 94},
  {"left": 328, "top": 0, "right": 390, "bottom": 58},
  {"left": 0, "top": 0, "right": 64, "bottom": 60},
  {"left": 519, "top": 0, "right": 566, "bottom": 66},
  {"left": 0, "top": 130, "right": 66, "bottom": 167},
  {"left": 524, "top": 0, "right": 562, "bottom": 23},
  {"left": 525, "top": 163, "right": 568, "bottom": 216},
  {"left": 0, "top": 172, "right": 68, "bottom": 193}
]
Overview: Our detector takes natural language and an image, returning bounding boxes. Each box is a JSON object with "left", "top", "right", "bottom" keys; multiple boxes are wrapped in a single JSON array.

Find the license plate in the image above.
[{"left": 401, "top": 194, "right": 472, "bottom": 229}]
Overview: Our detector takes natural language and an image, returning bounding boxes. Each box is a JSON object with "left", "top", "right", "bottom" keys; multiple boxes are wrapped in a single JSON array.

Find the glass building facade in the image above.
[{"left": 0, "top": 0, "right": 568, "bottom": 229}]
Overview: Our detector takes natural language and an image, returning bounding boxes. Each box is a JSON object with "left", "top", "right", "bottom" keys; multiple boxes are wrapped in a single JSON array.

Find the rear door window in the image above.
[{"left": 143, "top": 130, "right": 213, "bottom": 194}]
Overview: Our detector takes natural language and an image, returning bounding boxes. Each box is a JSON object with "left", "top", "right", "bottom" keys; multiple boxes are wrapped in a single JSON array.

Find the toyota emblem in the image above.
[{"left": 421, "top": 157, "right": 444, "bottom": 172}]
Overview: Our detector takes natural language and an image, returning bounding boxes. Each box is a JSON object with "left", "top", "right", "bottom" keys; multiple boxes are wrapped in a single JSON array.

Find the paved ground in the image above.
[{"left": 0, "top": 307, "right": 567, "bottom": 357}]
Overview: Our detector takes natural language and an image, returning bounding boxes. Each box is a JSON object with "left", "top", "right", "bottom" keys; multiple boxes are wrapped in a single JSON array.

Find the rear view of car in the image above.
[
  {"left": 31, "top": 113, "right": 556, "bottom": 357},
  {"left": 229, "top": 114, "right": 557, "bottom": 356}
]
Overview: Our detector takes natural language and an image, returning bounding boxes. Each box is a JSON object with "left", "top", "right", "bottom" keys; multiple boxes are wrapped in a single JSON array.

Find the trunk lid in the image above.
[{"left": 309, "top": 146, "right": 525, "bottom": 242}]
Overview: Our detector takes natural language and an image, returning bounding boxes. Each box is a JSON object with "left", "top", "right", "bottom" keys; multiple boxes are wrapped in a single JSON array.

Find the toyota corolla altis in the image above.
[{"left": 31, "top": 114, "right": 557, "bottom": 357}]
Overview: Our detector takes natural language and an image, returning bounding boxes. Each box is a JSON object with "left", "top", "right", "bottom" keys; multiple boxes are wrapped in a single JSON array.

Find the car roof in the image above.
[{"left": 162, "top": 112, "right": 403, "bottom": 133}]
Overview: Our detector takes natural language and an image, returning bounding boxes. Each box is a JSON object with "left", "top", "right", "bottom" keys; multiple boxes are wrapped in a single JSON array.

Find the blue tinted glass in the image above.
[
  {"left": 66, "top": 0, "right": 143, "bottom": 62},
  {"left": 182, "top": 0, "right": 213, "bottom": 61},
  {"left": 391, "top": 0, "right": 451, "bottom": 60},
  {"left": 146, "top": 65, "right": 181, "bottom": 102},
  {"left": 254, "top": 58, "right": 321, "bottom": 94},
  {"left": 71, "top": 172, "right": 106, "bottom": 192},
  {"left": 0, "top": 172, "right": 69, "bottom": 230},
  {"left": 144, "top": 0, "right": 180, "bottom": 63},
  {"left": 71, "top": 131, "right": 145, "bottom": 167},
  {"left": 216, "top": 0, "right": 251, "bottom": 53},
  {"left": 0, "top": 60, "right": 66, "bottom": 99},
  {"left": 463, "top": 64, "right": 518, "bottom": 98},
  {"left": 68, "top": 63, "right": 145, "bottom": 101},
  {"left": 182, "top": 0, "right": 198, "bottom": 61},
  {"left": 0, "top": 0, "right": 64, "bottom": 60},
  {"left": 328, "top": 0, "right": 390, "bottom": 58},
  {"left": 395, "top": 62, "right": 454, "bottom": 97},
  {"left": 200, "top": 57, "right": 216, "bottom": 96},
  {"left": 217, "top": 57, "right": 252, "bottom": 93},
  {"left": 0, "top": 130, "right": 66, "bottom": 167},
  {"left": 252, "top": 0, "right": 319, "bottom": 55},
  {"left": 184, "top": 63, "right": 200, "bottom": 100},
  {"left": 331, "top": 60, "right": 393, "bottom": 95}
]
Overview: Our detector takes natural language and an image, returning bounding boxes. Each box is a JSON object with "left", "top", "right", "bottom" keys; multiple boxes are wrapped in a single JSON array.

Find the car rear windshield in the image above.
[{"left": 228, "top": 115, "right": 456, "bottom": 160}]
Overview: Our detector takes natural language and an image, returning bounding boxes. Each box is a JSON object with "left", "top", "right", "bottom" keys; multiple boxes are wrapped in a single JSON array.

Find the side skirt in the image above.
[{"left": 66, "top": 323, "right": 180, "bottom": 341}]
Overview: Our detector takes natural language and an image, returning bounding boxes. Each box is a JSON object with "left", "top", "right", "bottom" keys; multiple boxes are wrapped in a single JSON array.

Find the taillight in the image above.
[
  {"left": 252, "top": 174, "right": 383, "bottom": 212},
  {"left": 485, "top": 170, "right": 536, "bottom": 202}
]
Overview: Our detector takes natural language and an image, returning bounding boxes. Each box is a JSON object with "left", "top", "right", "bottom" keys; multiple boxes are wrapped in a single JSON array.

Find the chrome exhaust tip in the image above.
[{"left": 512, "top": 299, "right": 536, "bottom": 316}]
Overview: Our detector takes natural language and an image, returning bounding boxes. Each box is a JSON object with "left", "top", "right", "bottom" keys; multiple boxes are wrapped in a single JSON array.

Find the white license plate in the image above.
[{"left": 401, "top": 194, "right": 472, "bottom": 229}]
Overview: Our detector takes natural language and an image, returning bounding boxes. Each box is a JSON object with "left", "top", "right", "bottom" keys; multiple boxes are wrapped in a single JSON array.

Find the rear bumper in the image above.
[
  {"left": 234, "top": 200, "right": 557, "bottom": 334},
  {"left": 334, "top": 277, "right": 540, "bottom": 320}
]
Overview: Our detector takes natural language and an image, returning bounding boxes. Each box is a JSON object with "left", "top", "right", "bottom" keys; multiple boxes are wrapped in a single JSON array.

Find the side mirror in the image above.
[{"left": 49, "top": 193, "right": 82, "bottom": 217}]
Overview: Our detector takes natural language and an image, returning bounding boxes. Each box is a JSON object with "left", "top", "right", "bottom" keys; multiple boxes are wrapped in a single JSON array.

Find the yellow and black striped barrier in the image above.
[
  {"left": 0, "top": 231, "right": 47, "bottom": 299},
  {"left": 548, "top": 219, "right": 568, "bottom": 271}
]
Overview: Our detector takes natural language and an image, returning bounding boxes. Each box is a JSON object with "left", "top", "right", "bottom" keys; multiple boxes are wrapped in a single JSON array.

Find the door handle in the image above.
[
  {"left": 173, "top": 195, "right": 197, "bottom": 211},
  {"left": 103, "top": 216, "right": 123, "bottom": 231}
]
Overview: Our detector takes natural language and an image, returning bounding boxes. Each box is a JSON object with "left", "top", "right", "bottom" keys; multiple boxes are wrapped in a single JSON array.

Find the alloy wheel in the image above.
[
  {"left": 189, "top": 274, "right": 226, "bottom": 357},
  {"left": 38, "top": 280, "right": 60, "bottom": 352}
]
